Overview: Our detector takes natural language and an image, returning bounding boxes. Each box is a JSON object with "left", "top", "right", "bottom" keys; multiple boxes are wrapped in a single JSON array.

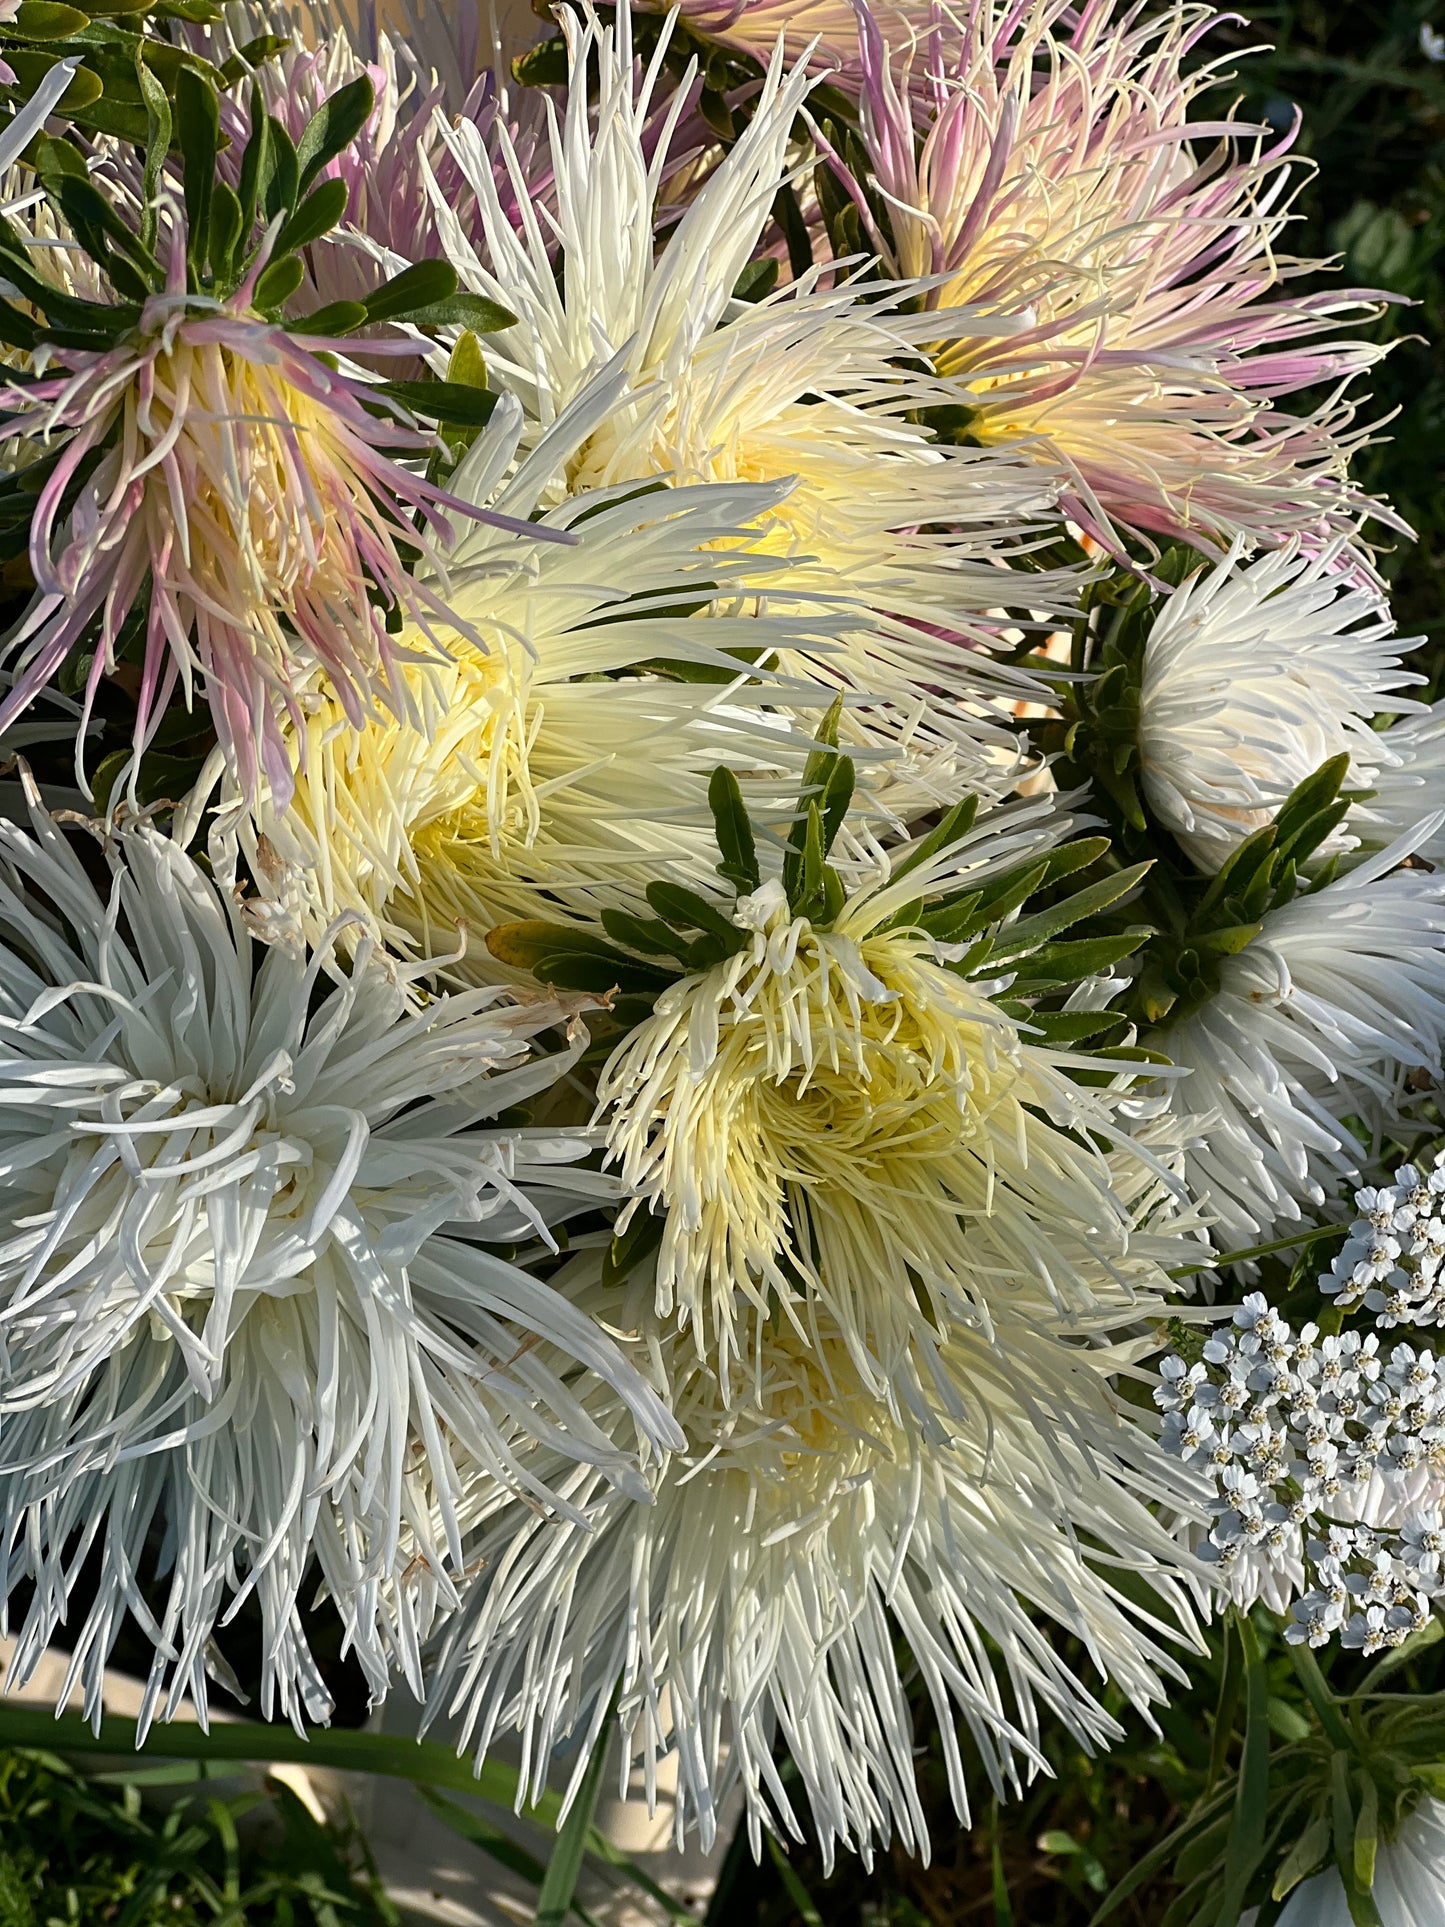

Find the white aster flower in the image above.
[
  {"left": 1362, "top": 704, "right": 1445, "bottom": 866},
  {"left": 198, "top": 393, "right": 854, "bottom": 963},
  {"left": 419, "top": 3, "right": 1071, "bottom": 740},
  {"left": 1268, "top": 1796, "right": 1445, "bottom": 1925},
  {"left": 0, "top": 795, "right": 678, "bottom": 1734},
  {"left": 597, "top": 801, "right": 1204, "bottom": 1403},
  {"left": 1138, "top": 540, "right": 1422, "bottom": 873},
  {"left": 425, "top": 1255, "right": 1206, "bottom": 1866},
  {"left": 1158, "top": 837, "right": 1445, "bottom": 1248}
]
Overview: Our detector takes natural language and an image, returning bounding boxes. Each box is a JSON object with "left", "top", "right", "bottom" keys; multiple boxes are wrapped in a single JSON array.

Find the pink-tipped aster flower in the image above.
[
  {"left": 831, "top": 0, "right": 1395, "bottom": 554},
  {"left": 0, "top": 222, "right": 529, "bottom": 806},
  {"left": 212, "top": 12, "right": 556, "bottom": 312}
]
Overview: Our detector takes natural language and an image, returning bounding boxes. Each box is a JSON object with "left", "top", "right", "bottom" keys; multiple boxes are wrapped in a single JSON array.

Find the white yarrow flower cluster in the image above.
[
  {"left": 1158, "top": 1295, "right": 1445, "bottom": 1652},
  {"left": 1325, "top": 1152, "right": 1445, "bottom": 1328}
]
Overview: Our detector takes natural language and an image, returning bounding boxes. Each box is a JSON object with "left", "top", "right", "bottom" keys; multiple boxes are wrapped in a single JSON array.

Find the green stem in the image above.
[
  {"left": 535, "top": 1715, "right": 614, "bottom": 1927},
  {"left": 1167, "top": 1221, "right": 1347, "bottom": 1279},
  {"left": 1288, "top": 1642, "right": 1356, "bottom": 1753}
]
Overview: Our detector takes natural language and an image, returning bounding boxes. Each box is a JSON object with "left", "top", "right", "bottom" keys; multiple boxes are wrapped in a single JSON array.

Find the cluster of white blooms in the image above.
[
  {"left": 0, "top": 0, "right": 1442, "bottom": 1888},
  {"left": 1158, "top": 1295, "right": 1445, "bottom": 1652},
  {"left": 1324, "top": 1152, "right": 1445, "bottom": 1328}
]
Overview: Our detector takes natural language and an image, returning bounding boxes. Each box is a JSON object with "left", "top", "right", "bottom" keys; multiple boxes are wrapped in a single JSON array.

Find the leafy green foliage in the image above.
[{"left": 0, "top": 1747, "right": 399, "bottom": 1925}]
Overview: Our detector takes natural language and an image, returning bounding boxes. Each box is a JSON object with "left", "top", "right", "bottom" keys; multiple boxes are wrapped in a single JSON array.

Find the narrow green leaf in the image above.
[
  {"left": 534, "top": 1724, "right": 612, "bottom": 1927},
  {"left": 764, "top": 1836, "right": 824, "bottom": 1927},
  {"left": 175, "top": 65, "right": 218, "bottom": 279},
  {"left": 372, "top": 378, "right": 499, "bottom": 427},
  {"left": 990, "top": 860, "right": 1152, "bottom": 959},
  {"left": 1215, "top": 1613, "right": 1270, "bottom": 1925},
  {"left": 644, "top": 881, "right": 743, "bottom": 949},
  {"left": 599, "top": 908, "right": 690, "bottom": 962},
  {"left": 260, "top": 114, "right": 299, "bottom": 222},
  {"left": 890, "top": 795, "right": 980, "bottom": 884},
  {"left": 208, "top": 180, "right": 242, "bottom": 281},
  {"left": 295, "top": 73, "right": 373, "bottom": 194},
  {"left": 708, "top": 764, "right": 760, "bottom": 893},
  {"left": 1353, "top": 1773, "right": 1379, "bottom": 1892},
  {"left": 1208, "top": 1613, "right": 1244, "bottom": 1793},
  {"left": 135, "top": 52, "right": 170, "bottom": 258},
  {"left": 1272, "top": 1810, "right": 1332, "bottom": 1900},
  {"left": 1001, "top": 930, "right": 1148, "bottom": 985},
  {"left": 272, "top": 175, "right": 348, "bottom": 257},
  {"left": 363, "top": 258, "right": 459, "bottom": 325},
  {"left": 236, "top": 82, "right": 267, "bottom": 237}
]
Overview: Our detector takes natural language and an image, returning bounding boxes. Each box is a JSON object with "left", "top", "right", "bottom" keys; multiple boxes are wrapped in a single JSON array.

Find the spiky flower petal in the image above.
[
  {"left": 0, "top": 794, "right": 676, "bottom": 1733},
  {"left": 427, "top": 1229, "right": 1205, "bottom": 1866},
  {"left": 843, "top": 0, "right": 1391, "bottom": 550},
  {"left": 0, "top": 225, "right": 526, "bottom": 804},
  {"left": 1137, "top": 540, "right": 1419, "bottom": 872},
  {"left": 1159, "top": 839, "right": 1445, "bottom": 1247}
]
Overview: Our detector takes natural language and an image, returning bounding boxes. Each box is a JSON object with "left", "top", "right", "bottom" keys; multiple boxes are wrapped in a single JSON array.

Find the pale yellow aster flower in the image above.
[
  {"left": 418, "top": 4, "right": 1075, "bottom": 748},
  {"left": 425, "top": 1222, "right": 1206, "bottom": 1865},
  {"left": 200, "top": 419, "right": 844, "bottom": 962},
  {"left": 596, "top": 799, "right": 1191, "bottom": 1402}
]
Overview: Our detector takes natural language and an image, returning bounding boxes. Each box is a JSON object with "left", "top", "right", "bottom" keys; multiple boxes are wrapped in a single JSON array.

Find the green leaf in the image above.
[
  {"left": 1215, "top": 1612, "right": 1270, "bottom": 1926},
  {"left": 1353, "top": 1773, "right": 1379, "bottom": 1892},
  {"left": 1019, "top": 1009, "right": 1124, "bottom": 1046},
  {"left": 235, "top": 82, "right": 266, "bottom": 236},
  {"left": 485, "top": 919, "right": 673, "bottom": 993},
  {"left": 216, "top": 32, "right": 289, "bottom": 88},
  {"left": 412, "top": 1787, "right": 569, "bottom": 1910},
  {"left": 601, "top": 1210, "right": 664, "bottom": 1289},
  {"left": 708, "top": 764, "right": 760, "bottom": 893},
  {"left": 252, "top": 250, "right": 304, "bottom": 312},
  {"left": 645, "top": 881, "right": 744, "bottom": 951},
  {"left": 207, "top": 179, "right": 242, "bottom": 281},
  {"left": 599, "top": 907, "right": 690, "bottom": 962},
  {"left": 175, "top": 65, "right": 218, "bottom": 280},
  {"left": 272, "top": 175, "right": 348, "bottom": 257},
  {"left": 363, "top": 258, "right": 459, "bottom": 325},
  {"left": 287, "top": 299, "right": 368, "bottom": 335},
  {"left": 260, "top": 114, "right": 299, "bottom": 222},
  {"left": 1272, "top": 1810, "right": 1332, "bottom": 1900},
  {"left": 295, "top": 73, "right": 373, "bottom": 194},
  {"left": 890, "top": 795, "right": 980, "bottom": 885},
  {"left": 764, "top": 1836, "right": 824, "bottom": 1927},
  {"left": 990, "top": 860, "right": 1151, "bottom": 960},
  {"left": 1004, "top": 930, "right": 1149, "bottom": 988},
  {"left": 732, "top": 256, "right": 779, "bottom": 303},
  {"left": 11, "top": 3, "right": 91, "bottom": 38},
  {"left": 511, "top": 33, "right": 569, "bottom": 88},
  {"left": 135, "top": 51, "right": 170, "bottom": 257},
  {"left": 402, "top": 289, "right": 518, "bottom": 332},
  {"left": 447, "top": 328, "right": 487, "bottom": 388},
  {"left": 372, "top": 377, "right": 499, "bottom": 427},
  {"left": 1, "top": 51, "right": 103, "bottom": 110},
  {"left": 534, "top": 1717, "right": 612, "bottom": 1927}
]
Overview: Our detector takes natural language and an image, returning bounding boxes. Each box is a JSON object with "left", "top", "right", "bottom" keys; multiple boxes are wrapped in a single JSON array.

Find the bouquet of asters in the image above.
[{"left": 0, "top": 1, "right": 1441, "bottom": 1921}]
